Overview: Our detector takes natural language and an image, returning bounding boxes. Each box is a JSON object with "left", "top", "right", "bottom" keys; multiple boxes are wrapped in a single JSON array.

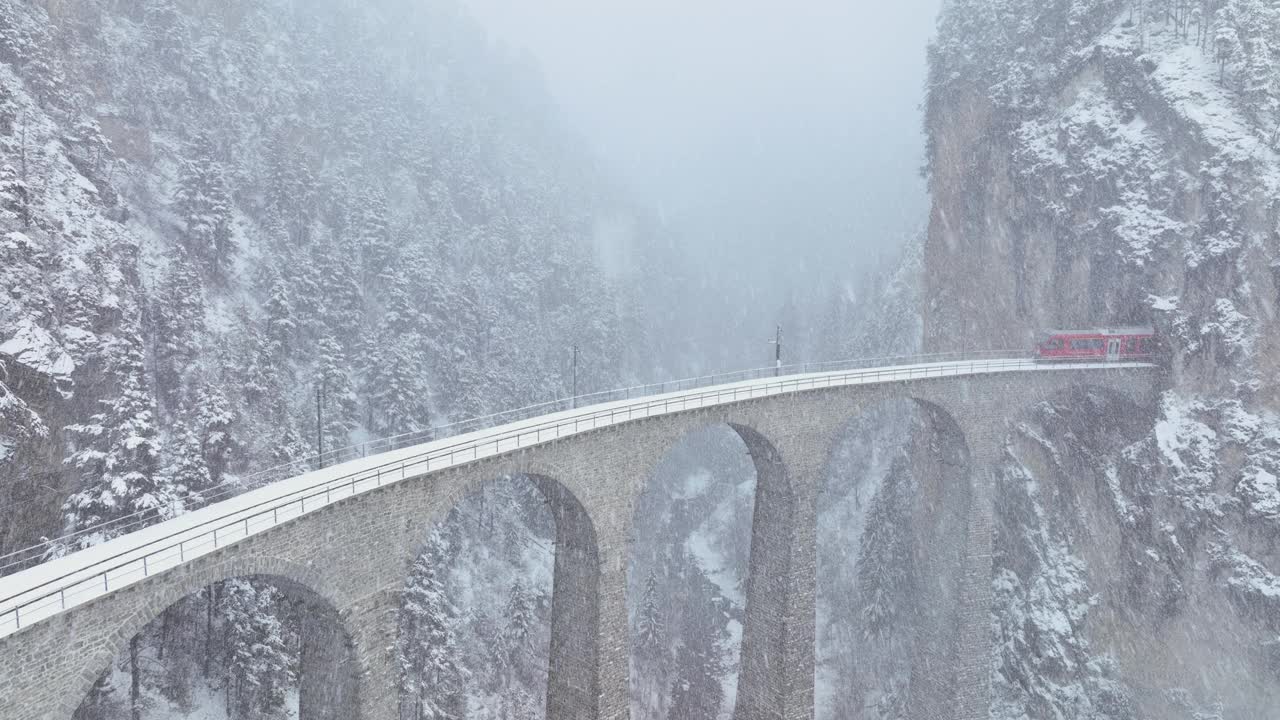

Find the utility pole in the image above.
[
  {"left": 315, "top": 378, "right": 325, "bottom": 469},
  {"left": 769, "top": 325, "right": 782, "bottom": 377},
  {"left": 571, "top": 344, "right": 579, "bottom": 408}
]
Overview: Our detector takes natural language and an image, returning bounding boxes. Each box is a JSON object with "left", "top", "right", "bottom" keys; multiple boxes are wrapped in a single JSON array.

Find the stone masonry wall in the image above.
[{"left": 0, "top": 367, "right": 1157, "bottom": 720}]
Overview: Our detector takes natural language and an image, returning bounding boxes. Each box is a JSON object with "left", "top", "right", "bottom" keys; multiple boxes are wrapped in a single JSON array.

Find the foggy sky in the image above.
[{"left": 464, "top": 0, "right": 942, "bottom": 307}]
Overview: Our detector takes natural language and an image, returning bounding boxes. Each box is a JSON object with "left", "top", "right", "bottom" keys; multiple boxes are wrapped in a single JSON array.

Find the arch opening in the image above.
[
  {"left": 813, "top": 396, "right": 972, "bottom": 720},
  {"left": 72, "top": 573, "right": 357, "bottom": 720},
  {"left": 394, "top": 472, "right": 599, "bottom": 720},
  {"left": 628, "top": 422, "right": 784, "bottom": 720}
]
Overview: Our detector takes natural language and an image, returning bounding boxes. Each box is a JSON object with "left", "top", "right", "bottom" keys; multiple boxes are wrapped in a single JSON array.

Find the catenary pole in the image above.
[
  {"left": 770, "top": 325, "right": 782, "bottom": 377},
  {"left": 315, "top": 379, "right": 324, "bottom": 469}
]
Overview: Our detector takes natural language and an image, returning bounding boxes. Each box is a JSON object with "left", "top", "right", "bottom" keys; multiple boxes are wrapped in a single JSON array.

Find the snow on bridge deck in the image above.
[{"left": 0, "top": 357, "right": 1154, "bottom": 638}]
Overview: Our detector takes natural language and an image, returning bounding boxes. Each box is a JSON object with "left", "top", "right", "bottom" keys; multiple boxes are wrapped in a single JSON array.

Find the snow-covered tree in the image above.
[
  {"left": 398, "top": 532, "right": 464, "bottom": 720},
  {"left": 315, "top": 334, "right": 358, "bottom": 452},
  {"left": 151, "top": 254, "right": 205, "bottom": 415},
  {"left": 665, "top": 612, "right": 726, "bottom": 720},
  {"left": 264, "top": 272, "right": 296, "bottom": 358},
  {"left": 1214, "top": 4, "right": 1245, "bottom": 81},
  {"left": 63, "top": 315, "right": 177, "bottom": 550},
  {"left": 355, "top": 188, "right": 397, "bottom": 288},
  {"left": 164, "top": 421, "right": 211, "bottom": 505},
  {"left": 636, "top": 568, "right": 665, "bottom": 659},
  {"left": 219, "top": 579, "right": 295, "bottom": 720},
  {"left": 174, "top": 135, "right": 235, "bottom": 281},
  {"left": 498, "top": 687, "right": 539, "bottom": 720},
  {"left": 364, "top": 336, "right": 431, "bottom": 438},
  {"left": 855, "top": 461, "right": 916, "bottom": 639},
  {"left": 264, "top": 135, "right": 317, "bottom": 246},
  {"left": 192, "top": 383, "right": 235, "bottom": 487},
  {"left": 504, "top": 580, "right": 534, "bottom": 658},
  {"left": 309, "top": 233, "right": 365, "bottom": 342}
]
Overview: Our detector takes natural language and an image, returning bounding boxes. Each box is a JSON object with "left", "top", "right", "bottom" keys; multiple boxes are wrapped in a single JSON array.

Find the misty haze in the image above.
[{"left": 0, "top": 2, "right": 1277, "bottom": 720}]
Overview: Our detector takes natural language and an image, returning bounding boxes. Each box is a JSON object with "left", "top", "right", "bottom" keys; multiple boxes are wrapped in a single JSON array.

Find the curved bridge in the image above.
[{"left": 0, "top": 358, "right": 1159, "bottom": 720}]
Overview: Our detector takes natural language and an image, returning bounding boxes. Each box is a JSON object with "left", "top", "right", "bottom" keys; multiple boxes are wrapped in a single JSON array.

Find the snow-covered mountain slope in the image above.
[
  {"left": 0, "top": 2, "right": 689, "bottom": 718},
  {"left": 0, "top": 0, "right": 695, "bottom": 559}
]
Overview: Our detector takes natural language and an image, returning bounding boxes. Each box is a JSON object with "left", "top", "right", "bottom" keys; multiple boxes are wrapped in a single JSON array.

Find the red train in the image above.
[{"left": 1035, "top": 327, "right": 1155, "bottom": 362}]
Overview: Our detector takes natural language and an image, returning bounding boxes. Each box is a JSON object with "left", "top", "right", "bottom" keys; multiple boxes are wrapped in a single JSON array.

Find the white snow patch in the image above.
[{"left": 0, "top": 319, "right": 75, "bottom": 379}]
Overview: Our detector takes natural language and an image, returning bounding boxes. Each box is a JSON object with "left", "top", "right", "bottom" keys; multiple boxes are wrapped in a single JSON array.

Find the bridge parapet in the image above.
[{"left": 0, "top": 359, "right": 1159, "bottom": 720}]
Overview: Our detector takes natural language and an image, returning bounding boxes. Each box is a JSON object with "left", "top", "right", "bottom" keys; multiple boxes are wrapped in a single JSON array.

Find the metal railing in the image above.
[
  {"left": 0, "top": 348, "right": 1025, "bottom": 578},
  {"left": 0, "top": 352, "right": 1152, "bottom": 637}
]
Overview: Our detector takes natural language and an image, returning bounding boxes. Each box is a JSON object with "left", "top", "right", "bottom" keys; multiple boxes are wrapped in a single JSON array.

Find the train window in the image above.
[
  {"left": 1044, "top": 338, "right": 1063, "bottom": 350},
  {"left": 1069, "top": 339, "right": 1102, "bottom": 350}
]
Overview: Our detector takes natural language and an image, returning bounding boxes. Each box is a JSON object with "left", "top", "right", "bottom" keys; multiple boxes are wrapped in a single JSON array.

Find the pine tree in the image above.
[
  {"left": 1231, "top": 0, "right": 1277, "bottom": 120},
  {"left": 499, "top": 686, "right": 539, "bottom": 720},
  {"left": 270, "top": 421, "right": 313, "bottom": 469},
  {"left": 219, "top": 579, "right": 294, "bottom": 720},
  {"left": 311, "top": 232, "right": 365, "bottom": 341},
  {"left": 504, "top": 580, "right": 534, "bottom": 656},
  {"left": 398, "top": 532, "right": 464, "bottom": 720},
  {"left": 855, "top": 459, "right": 917, "bottom": 641},
  {"left": 0, "top": 3, "right": 65, "bottom": 107},
  {"left": 356, "top": 188, "right": 397, "bottom": 288},
  {"left": 1214, "top": 4, "right": 1244, "bottom": 82},
  {"left": 174, "top": 135, "right": 236, "bottom": 281},
  {"left": 164, "top": 421, "right": 211, "bottom": 507},
  {"left": 264, "top": 272, "right": 297, "bottom": 358},
  {"left": 151, "top": 254, "right": 205, "bottom": 415},
  {"left": 665, "top": 614, "right": 726, "bottom": 720},
  {"left": 234, "top": 321, "right": 283, "bottom": 411},
  {"left": 665, "top": 556, "right": 728, "bottom": 720},
  {"left": 315, "top": 335, "right": 358, "bottom": 451},
  {"left": 193, "top": 383, "right": 235, "bottom": 486},
  {"left": 364, "top": 336, "right": 431, "bottom": 438},
  {"left": 264, "top": 134, "right": 316, "bottom": 246},
  {"left": 637, "top": 568, "right": 665, "bottom": 659},
  {"left": 63, "top": 314, "right": 177, "bottom": 550},
  {"left": 378, "top": 268, "right": 428, "bottom": 339}
]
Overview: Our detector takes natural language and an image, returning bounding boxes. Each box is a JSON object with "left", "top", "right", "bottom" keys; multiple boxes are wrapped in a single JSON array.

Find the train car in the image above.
[{"left": 1035, "top": 327, "right": 1155, "bottom": 362}]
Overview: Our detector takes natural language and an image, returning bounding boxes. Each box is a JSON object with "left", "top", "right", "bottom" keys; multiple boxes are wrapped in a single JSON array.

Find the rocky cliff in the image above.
[{"left": 924, "top": 1, "right": 1280, "bottom": 716}]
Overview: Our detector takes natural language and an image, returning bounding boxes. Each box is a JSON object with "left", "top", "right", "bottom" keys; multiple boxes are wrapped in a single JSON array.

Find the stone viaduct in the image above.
[{"left": 0, "top": 362, "right": 1158, "bottom": 720}]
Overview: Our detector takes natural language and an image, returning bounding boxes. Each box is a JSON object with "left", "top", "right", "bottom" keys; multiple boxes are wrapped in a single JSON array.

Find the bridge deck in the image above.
[{"left": 0, "top": 357, "right": 1153, "bottom": 638}]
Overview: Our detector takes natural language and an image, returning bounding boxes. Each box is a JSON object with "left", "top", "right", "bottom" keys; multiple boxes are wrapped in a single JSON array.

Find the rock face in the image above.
[
  {"left": 924, "top": 1, "right": 1279, "bottom": 384},
  {"left": 922, "top": 2, "right": 1280, "bottom": 717}
]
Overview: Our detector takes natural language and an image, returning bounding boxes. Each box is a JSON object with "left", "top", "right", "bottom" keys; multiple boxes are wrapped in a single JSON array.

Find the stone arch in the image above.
[
  {"left": 398, "top": 469, "right": 602, "bottom": 720},
  {"left": 68, "top": 555, "right": 359, "bottom": 720}
]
